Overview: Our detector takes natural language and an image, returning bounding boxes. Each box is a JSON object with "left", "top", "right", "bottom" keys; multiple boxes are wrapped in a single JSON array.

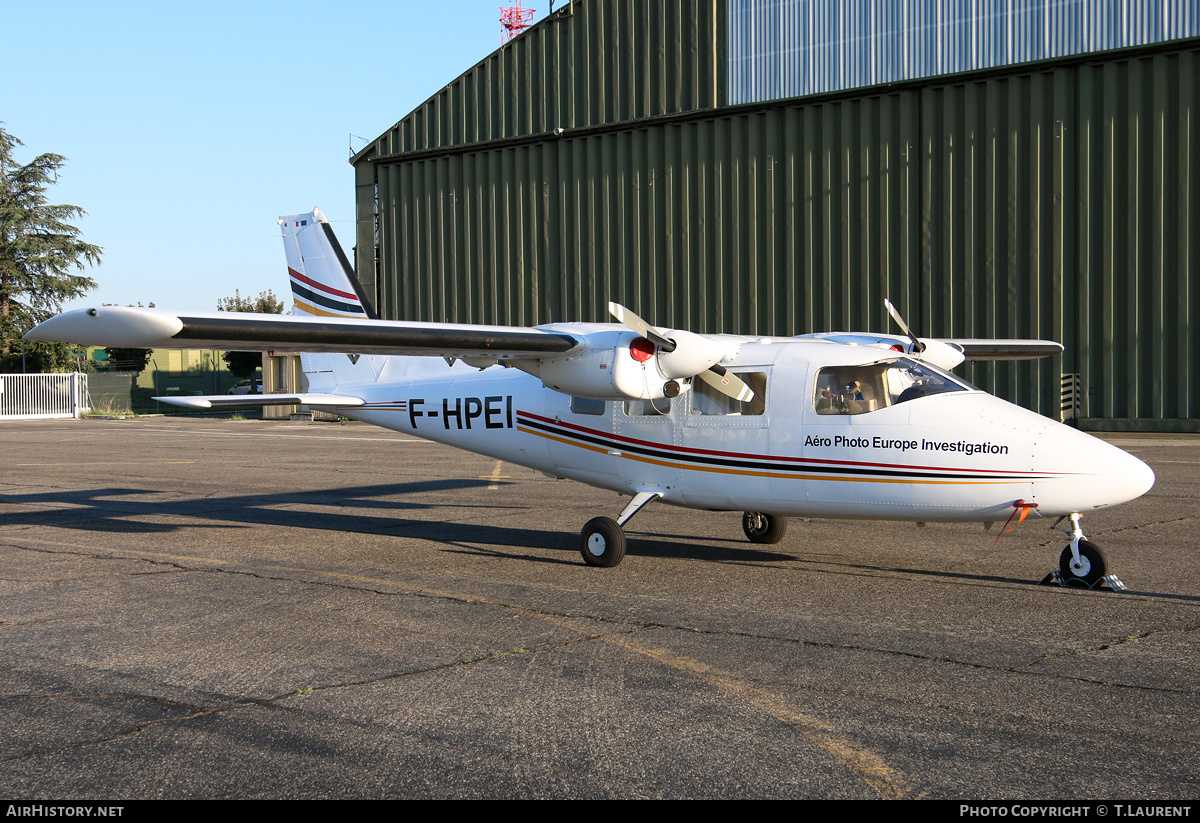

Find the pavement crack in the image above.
[
  {"left": 1030, "top": 513, "right": 1200, "bottom": 549},
  {"left": 0, "top": 692, "right": 204, "bottom": 712},
  {"left": 642, "top": 623, "right": 1200, "bottom": 698},
  {"left": 0, "top": 700, "right": 260, "bottom": 764},
  {"left": 1, "top": 628, "right": 609, "bottom": 767}
]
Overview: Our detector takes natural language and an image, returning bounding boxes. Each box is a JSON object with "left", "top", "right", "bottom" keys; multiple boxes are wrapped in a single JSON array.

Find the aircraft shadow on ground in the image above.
[
  {"left": 7, "top": 484, "right": 1190, "bottom": 596},
  {"left": 0, "top": 480, "right": 521, "bottom": 537},
  {"left": 5, "top": 482, "right": 797, "bottom": 565}
]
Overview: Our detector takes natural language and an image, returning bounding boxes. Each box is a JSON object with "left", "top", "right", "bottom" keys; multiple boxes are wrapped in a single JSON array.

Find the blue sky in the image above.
[{"left": 4, "top": 0, "right": 544, "bottom": 313}]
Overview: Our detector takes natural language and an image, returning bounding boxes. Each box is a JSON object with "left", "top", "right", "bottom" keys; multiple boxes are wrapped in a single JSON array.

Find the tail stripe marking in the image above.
[
  {"left": 291, "top": 297, "right": 365, "bottom": 318},
  {"left": 288, "top": 267, "right": 360, "bottom": 302},
  {"left": 289, "top": 282, "right": 366, "bottom": 315}
]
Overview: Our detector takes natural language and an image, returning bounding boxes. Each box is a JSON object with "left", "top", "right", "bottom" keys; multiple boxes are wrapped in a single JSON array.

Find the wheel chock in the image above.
[{"left": 1038, "top": 570, "right": 1128, "bottom": 592}]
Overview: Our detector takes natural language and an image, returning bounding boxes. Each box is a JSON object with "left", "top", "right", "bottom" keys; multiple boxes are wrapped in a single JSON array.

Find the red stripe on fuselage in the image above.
[{"left": 516, "top": 409, "right": 1068, "bottom": 477}]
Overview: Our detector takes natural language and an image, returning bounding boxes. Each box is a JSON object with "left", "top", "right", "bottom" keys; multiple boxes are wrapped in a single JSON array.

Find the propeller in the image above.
[
  {"left": 882, "top": 298, "right": 967, "bottom": 371},
  {"left": 608, "top": 302, "right": 754, "bottom": 402},
  {"left": 609, "top": 302, "right": 678, "bottom": 353},
  {"left": 883, "top": 298, "right": 926, "bottom": 354}
]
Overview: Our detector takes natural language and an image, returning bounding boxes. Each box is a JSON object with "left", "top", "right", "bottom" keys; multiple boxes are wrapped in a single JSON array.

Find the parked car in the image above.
[{"left": 227, "top": 380, "right": 262, "bottom": 395}]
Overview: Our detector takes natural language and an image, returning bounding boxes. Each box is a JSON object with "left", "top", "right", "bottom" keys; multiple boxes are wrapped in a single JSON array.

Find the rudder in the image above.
[{"left": 278, "top": 208, "right": 376, "bottom": 320}]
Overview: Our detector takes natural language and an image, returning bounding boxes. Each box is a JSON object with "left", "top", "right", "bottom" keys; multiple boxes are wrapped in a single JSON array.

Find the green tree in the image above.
[
  {"left": 218, "top": 289, "right": 284, "bottom": 393},
  {"left": 16, "top": 343, "right": 92, "bottom": 374},
  {"left": 217, "top": 289, "right": 284, "bottom": 314},
  {"left": 103, "top": 347, "right": 153, "bottom": 373},
  {"left": 0, "top": 124, "right": 102, "bottom": 370}
]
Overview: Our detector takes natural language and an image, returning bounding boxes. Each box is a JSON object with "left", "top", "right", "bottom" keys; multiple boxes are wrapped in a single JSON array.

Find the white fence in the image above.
[{"left": 0, "top": 373, "right": 90, "bottom": 420}]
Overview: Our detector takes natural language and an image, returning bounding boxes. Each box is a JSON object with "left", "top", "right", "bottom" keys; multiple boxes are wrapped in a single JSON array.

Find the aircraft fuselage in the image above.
[{"left": 335, "top": 337, "right": 1154, "bottom": 524}]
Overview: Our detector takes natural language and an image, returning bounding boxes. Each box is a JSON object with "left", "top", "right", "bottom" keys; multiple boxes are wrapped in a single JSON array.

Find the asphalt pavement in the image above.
[{"left": 1, "top": 417, "right": 1197, "bottom": 799}]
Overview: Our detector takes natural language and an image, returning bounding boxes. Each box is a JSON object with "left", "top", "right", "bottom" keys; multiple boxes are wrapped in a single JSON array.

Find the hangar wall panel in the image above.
[
  {"left": 364, "top": 42, "right": 1199, "bottom": 426},
  {"left": 729, "top": 0, "right": 1200, "bottom": 104},
  {"left": 356, "top": 0, "right": 725, "bottom": 162}
]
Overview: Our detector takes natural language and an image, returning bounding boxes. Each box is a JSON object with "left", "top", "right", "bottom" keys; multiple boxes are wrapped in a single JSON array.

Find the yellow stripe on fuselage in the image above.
[{"left": 519, "top": 426, "right": 1020, "bottom": 485}]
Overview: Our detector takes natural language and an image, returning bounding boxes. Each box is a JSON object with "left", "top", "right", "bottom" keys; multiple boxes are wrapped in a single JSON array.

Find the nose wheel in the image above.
[
  {"left": 1050, "top": 513, "right": 1118, "bottom": 589},
  {"left": 1059, "top": 540, "right": 1107, "bottom": 587}
]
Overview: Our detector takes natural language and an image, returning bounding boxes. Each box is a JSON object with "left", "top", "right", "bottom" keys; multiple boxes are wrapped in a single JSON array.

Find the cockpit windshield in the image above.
[{"left": 813, "top": 358, "right": 970, "bottom": 415}]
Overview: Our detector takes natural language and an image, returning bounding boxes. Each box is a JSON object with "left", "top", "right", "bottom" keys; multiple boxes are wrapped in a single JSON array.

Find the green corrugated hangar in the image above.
[{"left": 351, "top": 0, "right": 1199, "bottom": 430}]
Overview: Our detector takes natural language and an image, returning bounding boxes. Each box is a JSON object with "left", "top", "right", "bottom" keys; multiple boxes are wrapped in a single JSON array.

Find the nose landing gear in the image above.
[
  {"left": 1059, "top": 539, "right": 1107, "bottom": 587},
  {"left": 1046, "top": 513, "right": 1125, "bottom": 591}
]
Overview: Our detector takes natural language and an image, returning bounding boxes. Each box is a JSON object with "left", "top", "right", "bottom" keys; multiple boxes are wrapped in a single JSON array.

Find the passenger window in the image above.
[
  {"left": 623, "top": 398, "right": 672, "bottom": 416},
  {"left": 570, "top": 396, "right": 606, "bottom": 416},
  {"left": 814, "top": 360, "right": 967, "bottom": 415},
  {"left": 690, "top": 372, "right": 767, "bottom": 416}
]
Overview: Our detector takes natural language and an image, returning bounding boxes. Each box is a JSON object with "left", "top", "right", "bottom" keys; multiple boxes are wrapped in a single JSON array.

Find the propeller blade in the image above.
[
  {"left": 608, "top": 302, "right": 677, "bottom": 352},
  {"left": 697, "top": 364, "right": 755, "bottom": 403},
  {"left": 884, "top": 298, "right": 926, "bottom": 353},
  {"left": 609, "top": 301, "right": 751, "bottom": 400}
]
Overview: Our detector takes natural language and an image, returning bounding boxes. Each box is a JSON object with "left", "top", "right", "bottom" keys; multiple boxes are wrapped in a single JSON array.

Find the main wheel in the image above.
[
  {"left": 1059, "top": 540, "right": 1107, "bottom": 587},
  {"left": 580, "top": 516, "right": 626, "bottom": 567},
  {"left": 742, "top": 512, "right": 787, "bottom": 544}
]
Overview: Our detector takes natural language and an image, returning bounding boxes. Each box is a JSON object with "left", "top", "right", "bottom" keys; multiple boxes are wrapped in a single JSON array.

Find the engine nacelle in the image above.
[
  {"left": 797, "top": 332, "right": 966, "bottom": 371},
  {"left": 656, "top": 330, "right": 724, "bottom": 379},
  {"left": 517, "top": 330, "right": 687, "bottom": 401},
  {"left": 909, "top": 339, "right": 965, "bottom": 371}
]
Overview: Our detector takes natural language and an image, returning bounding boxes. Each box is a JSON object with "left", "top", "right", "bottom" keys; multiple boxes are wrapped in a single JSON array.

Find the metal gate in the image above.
[{"left": 0, "top": 373, "right": 89, "bottom": 420}]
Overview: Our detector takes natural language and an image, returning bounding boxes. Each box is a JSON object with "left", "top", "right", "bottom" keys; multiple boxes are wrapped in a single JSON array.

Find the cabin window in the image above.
[
  {"left": 623, "top": 398, "right": 672, "bottom": 416},
  {"left": 570, "top": 396, "right": 606, "bottom": 416},
  {"left": 813, "top": 360, "right": 968, "bottom": 415},
  {"left": 690, "top": 372, "right": 768, "bottom": 416}
]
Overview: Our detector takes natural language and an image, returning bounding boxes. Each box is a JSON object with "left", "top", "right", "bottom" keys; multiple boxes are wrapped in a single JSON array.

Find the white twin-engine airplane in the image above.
[{"left": 28, "top": 208, "right": 1156, "bottom": 585}]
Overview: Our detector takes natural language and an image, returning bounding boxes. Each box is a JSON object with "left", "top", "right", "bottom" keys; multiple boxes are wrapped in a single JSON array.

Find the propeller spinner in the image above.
[{"left": 608, "top": 302, "right": 754, "bottom": 402}]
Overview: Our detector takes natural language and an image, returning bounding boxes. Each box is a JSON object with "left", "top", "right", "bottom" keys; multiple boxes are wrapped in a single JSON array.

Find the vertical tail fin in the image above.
[
  {"left": 279, "top": 208, "right": 385, "bottom": 389},
  {"left": 278, "top": 208, "right": 376, "bottom": 320}
]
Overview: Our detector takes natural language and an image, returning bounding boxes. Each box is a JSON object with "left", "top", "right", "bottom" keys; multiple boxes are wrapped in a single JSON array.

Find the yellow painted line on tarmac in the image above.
[
  {"left": 598, "top": 633, "right": 913, "bottom": 799},
  {"left": 5, "top": 534, "right": 915, "bottom": 799},
  {"left": 480, "top": 460, "right": 510, "bottom": 490}
]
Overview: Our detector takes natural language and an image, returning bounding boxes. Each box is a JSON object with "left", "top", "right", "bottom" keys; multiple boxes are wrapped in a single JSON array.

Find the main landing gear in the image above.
[
  {"left": 1045, "top": 513, "right": 1125, "bottom": 591},
  {"left": 579, "top": 495, "right": 791, "bottom": 567},
  {"left": 580, "top": 491, "right": 661, "bottom": 567},
  {"left": 743, "top": 512, "right": 787, "bottom": 544}
]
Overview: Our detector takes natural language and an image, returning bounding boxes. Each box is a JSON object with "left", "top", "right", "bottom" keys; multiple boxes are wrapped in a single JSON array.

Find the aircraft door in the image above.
[
  {"left": 764, "top": 356, "right": 813, "bottom": 511},
  {"left": 679, "top": 368, "right": 772, "bottom": 511},
  {"left": 542, "top": 392, "right": 621, "bottom": 487},
  {"left": 787, "top": 360, "right": 891, "bottom": 517},
  {"left": 614, "top": 394, "right": 682, "bottom": 501}
]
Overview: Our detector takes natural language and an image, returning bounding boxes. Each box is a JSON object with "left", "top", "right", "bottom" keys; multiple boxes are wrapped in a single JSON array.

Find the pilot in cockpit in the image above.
[{"left": 816, "top": 372, "right": 864, "bottom": 414}]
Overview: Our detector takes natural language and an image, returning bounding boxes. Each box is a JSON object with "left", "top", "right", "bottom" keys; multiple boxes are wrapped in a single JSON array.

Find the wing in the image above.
[
  {"left": 798, "top": 331, "right": 1063, "bottom": 370},
  {"left": 941, "top": 339, "right": 1064, "bottom": 361},
  {"left": 24, "top": 306, "right": 581, "bottom": 359}
]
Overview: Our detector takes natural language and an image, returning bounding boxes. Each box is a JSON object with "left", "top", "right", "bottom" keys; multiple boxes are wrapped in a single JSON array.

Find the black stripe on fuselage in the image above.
[{"left": 517, "top": 413, "right": 1042, "bottom": 481}]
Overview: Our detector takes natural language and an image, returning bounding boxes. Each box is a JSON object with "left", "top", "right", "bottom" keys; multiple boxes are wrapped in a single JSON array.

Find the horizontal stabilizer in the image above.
[{"left": 152, "top": 393, "right": 366, "bottom": 410}]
